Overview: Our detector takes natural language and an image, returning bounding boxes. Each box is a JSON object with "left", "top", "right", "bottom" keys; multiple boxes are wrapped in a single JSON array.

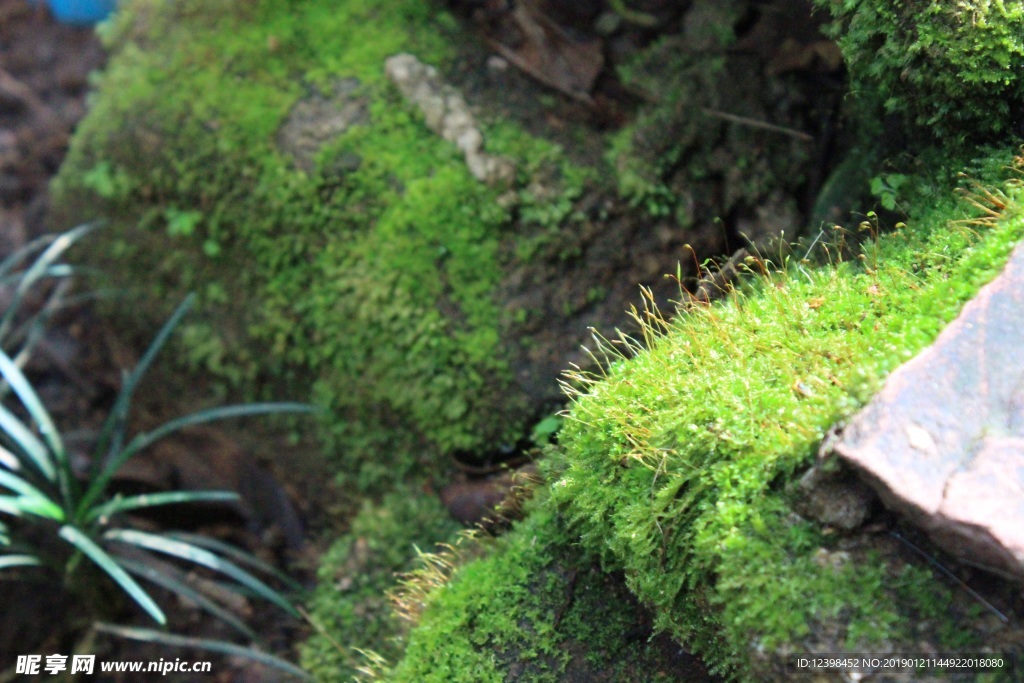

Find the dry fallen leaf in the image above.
[{"left": 487, "top": 0, "right": 604, "bottom": 102}]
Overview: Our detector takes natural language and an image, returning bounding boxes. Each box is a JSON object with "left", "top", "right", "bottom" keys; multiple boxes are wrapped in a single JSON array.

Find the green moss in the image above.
[
  {"left": 300, "top": 488, "right": 460, "bottom": 682},
  {"left": 485, "top": 121, "right": 595, "bottom": 234},
  {"left": 53, "top": 0, "right": 846, "bottom": 496},
  {"left": 815, "top": 0, "right": 1024, "bottom": 145},
  {"left": 388, "top": 504, "right": 694, "bottom": 683},
  {"left": 54, "top": 0, "right": 587, "bottom": 490},
  {"left": 549, "top": 148, "right": 1024, "bottom": 676}
]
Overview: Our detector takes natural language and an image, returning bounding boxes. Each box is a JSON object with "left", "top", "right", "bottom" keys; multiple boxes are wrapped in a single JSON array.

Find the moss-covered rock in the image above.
[
  {"left": 815, "top": 0, "right": 1024, "bottom": 145},
  {"left": 379, "top": 153, "right": 1024, "bottom": 682},
  {"left": 51, "top": 1, "right": 1024, "bottom": 679},
  {"left": 53, "top": 0, "right": 843, "bottom": 493},
  {"left": 52, "top": 0, "right": 547, "bottom": 489}
]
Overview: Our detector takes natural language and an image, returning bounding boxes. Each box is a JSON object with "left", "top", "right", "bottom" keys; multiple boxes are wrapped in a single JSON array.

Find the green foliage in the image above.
[
  {"left": 388, "top": 505, "right": 690, "bottom": 683},
  {"left": 869, "top": 172, "right": 910, "bottom": 212},
  {"left": 0, "top": 226, "right": 90, "bottom": 364},
  {"left": 300, "top": 488, "right": 460, "bottom": 682},
  {"left": 53, "top": 0, "right": 834, "bottom": 497},
  {"left": 529, "top": 414, "right": 563, "bottom": 446},
  {"left": 0, "top": 244, "right": 311, "bottom": 677},
  {"left": 816, "top": 0, "right": 1024, "bottom": 144},
  {"left": 485, "top": 121, "right": 595, "bottom": 233},
  {"left": 549, "top": 150, "right": 1024, "bottom": 676}
]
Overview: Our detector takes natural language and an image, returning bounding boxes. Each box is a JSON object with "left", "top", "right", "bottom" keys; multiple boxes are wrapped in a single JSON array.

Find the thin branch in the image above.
[
  {"left": 701, "top": 107, "right": 813, "bottom": 142},
  {"left": 889, "top": 530, "right": 1008, "bottom": 624}
]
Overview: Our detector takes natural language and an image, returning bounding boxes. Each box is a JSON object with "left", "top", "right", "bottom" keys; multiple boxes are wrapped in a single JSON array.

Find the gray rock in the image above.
[
  {"left": 835, "top": 242, "right": 1024, "bottom": 579},
  {"left": 796, "top": 457, "right": 875, "bottom": 532},
  {"left": 276, "top": 77, "right": 369, "bottom": 172},
  {"left": 384, "top": 53, "right": 515, "bottom": 185}
]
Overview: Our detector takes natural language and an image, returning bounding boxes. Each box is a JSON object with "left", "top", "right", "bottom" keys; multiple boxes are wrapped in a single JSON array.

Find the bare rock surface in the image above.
[
  {"left": 385, "top": 52, "right": 514, "bottom": 184},
  {"left": 276, "top": 77, "right": 368, "bottom": 172},
  {"left": 795, "top": 457, "right": 875, "bottom": 532},
  {"left": 835, "top": 242, "right": 1024, "bottom": 578}
]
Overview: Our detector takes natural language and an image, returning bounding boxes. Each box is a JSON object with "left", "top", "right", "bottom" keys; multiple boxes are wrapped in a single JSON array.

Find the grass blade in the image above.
[
  {"left": 105, "top": 528, "right": 298, "bottom": 616},
  {"left": 0, "top": 223, "right": 95, "bottom": 342},
  {"left": 0, "top": 367, "right": 58, "bottom": 483},
  {"left": 0, "top": 471, "right": 62, "bottom": 524},
  {"left": 0, "top": 263, "right": 73, "bottom": 288},
  {"left": 58, "top": 525, "right": 166, "bottom": 625},
  {"left": 86, "top": 490, "right": 240, "bottom": 524},
  {"left": 0, "top": 233, "right": 58, "bottom": 279},
  {"left": 0, "top": 553, "right": 42, "bottom": 569},
  {"left": 5, "top": 278, "right": 73, "bottom": 376},
  {"left": 117, "top": 556, "right": 256, "bottom": 640},
  {"left": 167, "top": 531, "right": 304, "bottom": 593},
  {"left": 0, "top": 494, "right": 63, "bottom": 520},
  {"left": 93, "top": 622, "right": 312, "bottom": 681},
  {"left": 79, "top": 402, "right": 313, "bottom": 518},
  {"left": 123, "top": 403, "right": 316, "bottom": 458},
  {"left": 0, "top": 468, "right": 57, "bottom": 502},
  {"left": 0, "top": 496, "right": 25, "bottom": 517},
  {"left": 93, "top": 294, "right": 195, "bottom": 474}
]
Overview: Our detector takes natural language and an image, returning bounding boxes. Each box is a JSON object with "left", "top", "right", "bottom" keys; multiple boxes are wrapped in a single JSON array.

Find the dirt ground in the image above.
[{"left": 1, "top": 0, "right": 105, "bottom": 244}]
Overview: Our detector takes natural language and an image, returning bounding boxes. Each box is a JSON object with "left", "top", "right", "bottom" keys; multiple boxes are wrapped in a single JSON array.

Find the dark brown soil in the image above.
[{"left": 0, "top": 0, "right": 105, "bottom": 243}]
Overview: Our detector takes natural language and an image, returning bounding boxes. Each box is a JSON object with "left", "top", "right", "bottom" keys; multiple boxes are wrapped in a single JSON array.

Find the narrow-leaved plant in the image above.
[{"left": 0, "top": 226, "right": 313, "bottom": 680}]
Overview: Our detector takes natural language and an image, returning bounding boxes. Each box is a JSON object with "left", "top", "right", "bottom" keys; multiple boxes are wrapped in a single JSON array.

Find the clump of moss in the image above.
[
  {"left": 300, "top": 487, "right": 460, "bottom": 682},
  {"left": 53, "top": 0, "right": 851, "bottom": 495},
  {"left": 815, "top": 0, "right": 1024, "bottom": 145},
  {"left": 385, "top": 503, "right": 703, "bottom": 683},
  {"left": 549, "top": 148, "right": 1024, "bottom": 676},
  {"left": 54, "top": 0, "right": 596, "bottom": 489}
]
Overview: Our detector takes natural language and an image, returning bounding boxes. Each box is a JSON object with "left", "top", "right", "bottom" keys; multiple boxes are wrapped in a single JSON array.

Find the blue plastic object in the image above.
[{"left": 37, "top": 0, "right": 117, "bottom": 25}]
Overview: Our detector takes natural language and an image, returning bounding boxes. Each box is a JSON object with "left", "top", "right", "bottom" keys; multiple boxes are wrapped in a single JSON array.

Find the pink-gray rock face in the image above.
[{"left": 835, "top": 242, "right": 1024, "bottom": 579}]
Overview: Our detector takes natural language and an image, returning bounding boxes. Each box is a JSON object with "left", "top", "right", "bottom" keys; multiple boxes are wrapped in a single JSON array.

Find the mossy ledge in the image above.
[
  {"left": 386, "top": 151, "right": 1024, "bottom": 681},
  {"left": 547, "top": 148, "right": 1024, "bottom": 676}
]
